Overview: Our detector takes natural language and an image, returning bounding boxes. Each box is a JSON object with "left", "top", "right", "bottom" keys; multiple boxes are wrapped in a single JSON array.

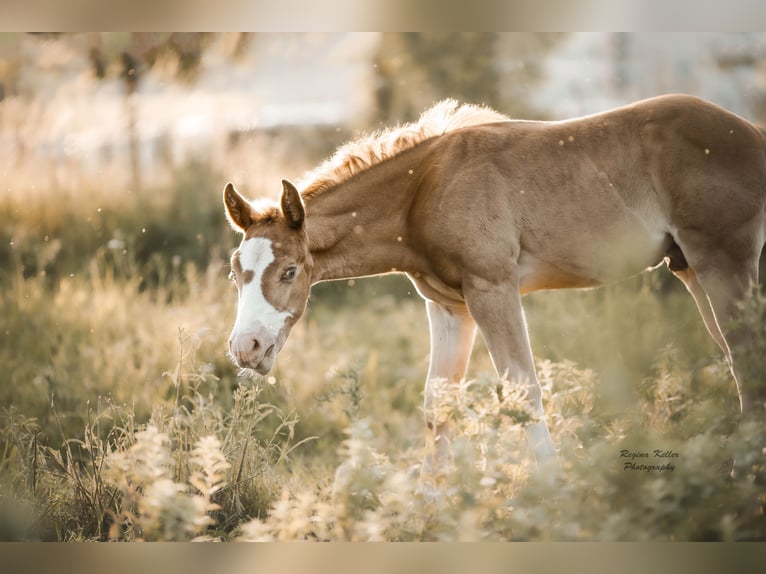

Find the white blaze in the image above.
[{"left": 232, "top": 237, "right": 291, "bottom": 341}]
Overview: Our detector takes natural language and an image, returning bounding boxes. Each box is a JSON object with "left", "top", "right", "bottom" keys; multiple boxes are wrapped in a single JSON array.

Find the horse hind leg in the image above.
[{"left": 672, "top": 233, "right": 763, "bottom": 416}]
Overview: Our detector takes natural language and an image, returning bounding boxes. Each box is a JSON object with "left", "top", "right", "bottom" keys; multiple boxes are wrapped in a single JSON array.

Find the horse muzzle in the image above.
[{"left": 228, "top": 330, "right": 278, "bottom": 375}]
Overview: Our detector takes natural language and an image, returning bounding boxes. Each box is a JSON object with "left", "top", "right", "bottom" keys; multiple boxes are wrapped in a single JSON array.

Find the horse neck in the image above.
[{"left": 304, "top": 147, "right": 428, "bottom": 283}]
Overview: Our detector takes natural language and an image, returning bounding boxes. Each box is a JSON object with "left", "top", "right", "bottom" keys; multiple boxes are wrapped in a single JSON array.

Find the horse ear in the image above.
[
  {"left": 281, "top": 179, "right": 305, "bottom": 229},
  {"left": 223, "top": 182, "right": 253, "bottom": 232}
]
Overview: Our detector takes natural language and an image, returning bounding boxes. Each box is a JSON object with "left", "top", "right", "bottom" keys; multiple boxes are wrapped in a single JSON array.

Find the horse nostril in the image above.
[{"left": 252, "top": 338, "right": 261, "bottom": 352}]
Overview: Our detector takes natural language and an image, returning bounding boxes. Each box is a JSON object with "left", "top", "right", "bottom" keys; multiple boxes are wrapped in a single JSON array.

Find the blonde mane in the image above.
[{"left": 299, "top": 99, "right": 508, "bottom": 197}]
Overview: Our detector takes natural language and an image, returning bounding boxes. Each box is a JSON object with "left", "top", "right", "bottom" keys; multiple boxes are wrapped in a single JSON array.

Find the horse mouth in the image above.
[{"left": 251, "top": 344, "right": 276, "bottom": 375}]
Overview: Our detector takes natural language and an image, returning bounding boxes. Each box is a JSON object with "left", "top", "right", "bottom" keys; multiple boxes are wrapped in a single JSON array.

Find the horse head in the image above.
[{"left": 223, "top": 179, "right": 312, "bottom": 375}]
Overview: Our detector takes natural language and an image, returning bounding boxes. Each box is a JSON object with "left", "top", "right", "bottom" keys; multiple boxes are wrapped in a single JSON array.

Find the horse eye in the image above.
[{"left": 281, "top": 266, "right": 298, "bottom": 283}]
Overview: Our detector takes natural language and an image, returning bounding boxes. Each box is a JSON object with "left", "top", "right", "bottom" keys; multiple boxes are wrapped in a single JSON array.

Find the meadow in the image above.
[{"left": 2, "top": 140, "right": 766, "bottom": 541}]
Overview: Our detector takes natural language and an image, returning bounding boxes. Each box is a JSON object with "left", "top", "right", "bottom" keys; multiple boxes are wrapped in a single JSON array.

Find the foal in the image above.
[{"left": 224, "top": 95, "right": 766, "bottom": 470}]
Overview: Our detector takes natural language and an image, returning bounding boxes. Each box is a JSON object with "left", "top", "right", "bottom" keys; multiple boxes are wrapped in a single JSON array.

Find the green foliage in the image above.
[
  {"left": 2, "top": 161, "right": 766, "bottom": 541},
  {"left": 236, "top": 358, "right": 766, "bottom": 541},
  {"left": 373, "top": 33, "right": 500, "bottom": 124},
  {"left": 0, "top": 352, "right": 306, "bottom": 541},
  {"left": 371, "top": 33, "right": 566, "bottom": 126},
  {"left": 0, "top": 159, "right": 230, "bottom": 289}
]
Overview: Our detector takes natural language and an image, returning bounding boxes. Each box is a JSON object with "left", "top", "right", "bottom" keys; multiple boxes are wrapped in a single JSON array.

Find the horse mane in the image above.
[{"left": 298, "top": 99, "right": 508, "bottom": 198}]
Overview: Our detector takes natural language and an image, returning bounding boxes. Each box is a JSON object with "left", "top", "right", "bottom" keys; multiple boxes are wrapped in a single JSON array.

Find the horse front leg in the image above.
[
  {"left": 463, "top": 275, "right": 557, "bottom": 465},
  {"left": 421, "top": 300, "right": 477, "bottom": 481}
]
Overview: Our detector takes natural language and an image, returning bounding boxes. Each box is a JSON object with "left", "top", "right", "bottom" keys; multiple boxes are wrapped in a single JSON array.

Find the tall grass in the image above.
[{"left": 1, "top": 158, "right": 765, "bottom": 541}]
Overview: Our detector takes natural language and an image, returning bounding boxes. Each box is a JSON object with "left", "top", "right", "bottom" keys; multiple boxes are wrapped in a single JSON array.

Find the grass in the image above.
[{"left": 1, "top": 158, "right": 766, "bottom": 541}]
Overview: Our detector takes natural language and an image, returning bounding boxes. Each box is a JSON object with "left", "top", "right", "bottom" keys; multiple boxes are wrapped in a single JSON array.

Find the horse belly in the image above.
[
  {"left": 518, "top": 214, "right": 670, "bottom": 294},
  {"left": 518, "top": 252, "right": 603, "bottom": 294}
]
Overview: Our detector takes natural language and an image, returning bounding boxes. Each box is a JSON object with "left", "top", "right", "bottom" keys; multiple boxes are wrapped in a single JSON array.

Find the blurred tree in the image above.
[
  {"left": 124, "top": 33, "right": 213, "bottom": 81},
  {"left": 120, "top": 50, "right": 141, "bottom": 92},
  {"left": 372, "top": 33, "right": 500, "bottom": 124},
  {"left": 225, "top": 33, "right": 254, "bottom": 61},
  {"left": 88, "top": 46, "right": 106, "bottom": 80},
  {"left": 713, "top": 35, "right": 766, "bottom": 123},
  {"left": 0, "top": 34, "right": 21, "bottom": 104},
  {"left": 493, "top": 33, "right": 566, "bottom": 119},
  {"left": 371, "top": 32, "right": 565, "bottom": 124},
  {"left": 121, "top": 49, "right": 142, "bottom": 192},
  {"left": 81, "top": 33, "right": 217, "bottom": 192}
]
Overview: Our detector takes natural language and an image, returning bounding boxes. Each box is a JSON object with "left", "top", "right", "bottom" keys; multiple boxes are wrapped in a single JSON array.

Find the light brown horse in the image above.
[{"left": 223, "top": 94, "right": 766, "bottom": 470}]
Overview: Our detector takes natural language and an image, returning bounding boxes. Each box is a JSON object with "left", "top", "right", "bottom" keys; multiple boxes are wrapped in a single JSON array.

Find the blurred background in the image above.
[
  {"left": 3, "top": 33, "right": 766, "bottom": 198},
  {"left": 2, "top": 33, "right": 766, "bottom": 541},
  {"left": 3, "top": 32, "right": 766, "bottom": 293}
]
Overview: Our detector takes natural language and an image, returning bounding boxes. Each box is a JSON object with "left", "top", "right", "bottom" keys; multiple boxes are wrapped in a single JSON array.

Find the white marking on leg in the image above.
[{"left": 421, "top": 302, "right": 476, "bottom": 481}]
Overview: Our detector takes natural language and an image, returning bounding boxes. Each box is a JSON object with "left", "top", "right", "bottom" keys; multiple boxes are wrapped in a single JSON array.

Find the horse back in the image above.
[{"left": 409, "top": 94, "right": 766, "bottom": 290}]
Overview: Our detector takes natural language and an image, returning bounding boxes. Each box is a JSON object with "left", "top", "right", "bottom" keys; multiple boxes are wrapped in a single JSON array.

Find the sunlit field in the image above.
[
  {"left": 3, "top": 33, "right": 766, "bottom": 542},
  {"left": 3, "top": 146, "right": 766, "bottom": 541}
]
